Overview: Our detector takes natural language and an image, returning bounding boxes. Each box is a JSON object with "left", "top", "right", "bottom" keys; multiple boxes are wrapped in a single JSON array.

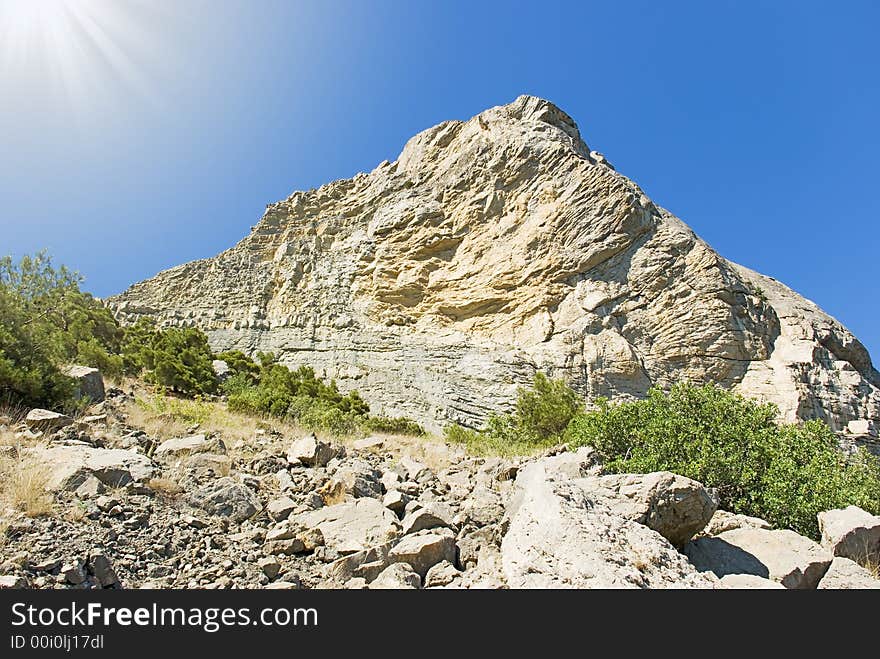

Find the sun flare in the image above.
[{"left": 0, "top": 0, "right": 161, "bottom": 111}]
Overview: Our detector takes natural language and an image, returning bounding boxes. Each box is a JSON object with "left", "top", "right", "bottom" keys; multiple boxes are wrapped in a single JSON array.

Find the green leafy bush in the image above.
[
  {"left": 0, "top": 253, "right": 122, "bottom": 410},
  {"left": 444, "top": 372, "right": 581, "bottom": 454},
  {"left": 121, "top": 319, "right": 218, "bottom": 396},
  {"left": 364, "top": 416, "right": 425, "bottom": 436},
  {"left": 565, "top": 383, "right": 880, "bottom": 538}
]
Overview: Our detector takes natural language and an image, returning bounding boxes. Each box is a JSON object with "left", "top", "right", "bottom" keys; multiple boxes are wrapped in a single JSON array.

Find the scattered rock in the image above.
[
  {"left": 0, "top": 575, "right": 28, "bottom": 589},
  {"left": 703, "top": 510, "right": 772, "bottom": 536},
  {"left": 186, "top": 477, "right": 260, "bottom": 523},
  {"left": 88, "top": 553, "right": 120, "bottom": 588},
  {"left": 424, "top": 560, "right": 460, "bottom": 588},
  {"left": 383, "top": 490, "right": 408, "bottom": 514},
  {"left": 502, "top": 459, "right": 716, "bottom": 588},
  {"left": 154, "top": 434, "right": 225, "bottom": 458},
  {"left": 294, "top": 499, "right": 401, "bottom": 554},
  {"left": 257, "top": 557, "right": 282, "bottom": 580},
  {"left": 401, "top": 504, "right": 454, "bottom": 535},
  {"left": 718, "top": 574, "right": 785, "bottom": 589},
  {"left": 388, "top": 530, "right": 456, "bottom": 579},
  {"left": 370, "top": 562, "right": 421, "bottom": 589},
  {"left": 266, "top": 496, "right": 298, "bottom": 522},
  {"left": 286, "top": 434, "right": 336, "bottom": 468},
  {"left": 25, "top": 445, "right": 156, "bottom": 491}
]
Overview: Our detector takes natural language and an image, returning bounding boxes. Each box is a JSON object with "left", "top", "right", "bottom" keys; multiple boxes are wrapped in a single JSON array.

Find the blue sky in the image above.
[{"left": 1, "top": 1, "right": 878, "bottom": 359}]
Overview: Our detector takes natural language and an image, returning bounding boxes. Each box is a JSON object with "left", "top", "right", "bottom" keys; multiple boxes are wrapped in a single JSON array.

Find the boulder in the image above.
[
  {"left": 25, "top": 409, "right": 73, "bottom": 432},
  {"left": 286, "top": 434, "right": 336, "bottom": 467},
  {"left": 328, "top": 459, "right": 382, "bottom": 499},
  {"left": 294, "top": 498, "right": 401, "bottom": 554},
  {"left": 383, "top": 490, "right": 408, "bottom": 514},
  {"left": 817, "top": 505, "right": 880, "bottom": 567},
  {"left": 24, "top": 445, "right": 156, "bottom": 491},
  {"left": 574, "top": 471, "right": 718, "bottom": 547},
  {"left": 266, "top": 496, "right": 298, "bottom": 522},
  {"left": 388, "top": 530, "right": 456, "bottom": 579},
  {"left": 502, "top": 459, "right": 717, "bottom": 588},
  {"left": 703, "top": 509, "right": 772, "bottom": 536},
  {"left": 817, "top": 557, "right": 880, "bottom": 589},
  {"left": 0, "top": 575, "right": 27, "bottom": 589},
  {"left": 63, "top": 365, "right": 105, "bottom": 402},
  {"left": 154, "top": 434, "right": 225, "bottom": 458},
  {"left": 684, "top": 528, "right": 832, "bottom": 589},
  {"left": 370, "top": 562, "right": 421, "bottom": 589},
  {"left": 324, "top": 542, "right": 396, "bottom": 584},
  {"left": 424, "top": 560, "right": 461, "bottom": 588},
  {"left": 718, "top": 574, "right": 785, "bottom": 589},
  {"left": 401, "top": 503, "right": 455, "bottom": 535},
  {"left": 186, "top": 477, "right": 261, "bottom": 523}
]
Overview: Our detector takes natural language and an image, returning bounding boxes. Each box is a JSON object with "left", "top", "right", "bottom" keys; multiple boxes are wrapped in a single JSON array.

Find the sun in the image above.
[{"left": 0, "top": 0, "right": 161, "bottom": 111}]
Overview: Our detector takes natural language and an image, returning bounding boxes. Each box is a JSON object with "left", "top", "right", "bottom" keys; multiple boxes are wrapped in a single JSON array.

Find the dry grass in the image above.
[
  {"left": 0, "top": 517, "right": 9, "bottom": 550},
  {"left": 66, "top": 503, "right": 87, "bottom": 523},
  {"left": 0, "top": 453, "right": 54, "bottom": 518},
  {"left": 146, "top": 477, "right": 184, "bottom": 497}
]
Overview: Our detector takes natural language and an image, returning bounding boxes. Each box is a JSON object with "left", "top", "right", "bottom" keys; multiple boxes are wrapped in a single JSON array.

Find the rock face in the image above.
[{"left": 108, "top": 96, "right": 880, "bottom": 433}]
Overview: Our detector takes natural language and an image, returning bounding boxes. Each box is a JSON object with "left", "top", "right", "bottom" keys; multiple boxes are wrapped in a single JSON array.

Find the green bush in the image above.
[
  {"left": 0, "top": 253, "right": 122, "bottom": 410},
  {"left": 364, "top": 415, "right": 425, "bottom": 436},
  {"left": 444, "top": 372, "right": 581, "bottom": 455},
  {"left": 565, "top": 383, "right": 880, "bottom": 538},
  {"left": 121, "top": 319, "right": 218, "bottom": 396}
]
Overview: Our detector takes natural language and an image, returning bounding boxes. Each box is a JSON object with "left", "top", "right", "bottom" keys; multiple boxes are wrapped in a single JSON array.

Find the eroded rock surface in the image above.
[{"left": 107, "top": 96, "right": 880, "bottom": 434}]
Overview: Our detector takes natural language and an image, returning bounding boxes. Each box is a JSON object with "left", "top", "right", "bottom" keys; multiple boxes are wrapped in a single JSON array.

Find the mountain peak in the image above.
[{"left": 110, "top": 98, "right": 880, "bottom": 436}]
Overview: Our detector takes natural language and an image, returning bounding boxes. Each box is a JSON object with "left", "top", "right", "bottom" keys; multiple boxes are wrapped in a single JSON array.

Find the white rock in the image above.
[
  {"left": 502, "top": 459, "right": 717, "bottom": 588},
  {"left": 108, "top": 95, "right": 880, "bottom": 436},
  {"left": 154, "top": 434, "right": 224, "bottom": 457},
  {"left": 574, "top": 471, "right": 718, "bottom": 547},
  {"left": 286, "top": 434, "right": 335, "bottom": 467},
  {"left": 388, "top": 530, "right": 456, "bottom": 579},
  {"left": 25, "top": 409, "right": 73, "bottom": 432},
  {"left": 294, "top": 498, "right": 401, "bottom": 554},
  {"left": 684, "top": 528, "right": 832, "bottom": 589},
  {"left": 718, "top": 574, "right": 785, "bottom": 589},
  {"left": 817, "top": 557, "right": 880, "bottom": 589},
  {"left": 63, "top": 365, "right": 105, "bottom": 402},
  {"left": 24, "top": 445, "right": 155, "bottom": 491},
  {"left": 817, "top": 505, "right": 880, "bottom": 567},
  {"left": 369, "top": 562, "right": 421, "bottom": 589}
]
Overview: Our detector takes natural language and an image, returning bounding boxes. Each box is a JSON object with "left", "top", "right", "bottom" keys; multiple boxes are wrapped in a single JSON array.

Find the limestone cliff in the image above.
[{"left": 109, "top": 96, "right": 880, "bottom": 434}]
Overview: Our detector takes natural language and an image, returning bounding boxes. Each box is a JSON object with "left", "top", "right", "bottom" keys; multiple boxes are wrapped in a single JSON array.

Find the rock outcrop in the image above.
[{"left": 108, "top": 95, "right": 880, "bottom": 434}]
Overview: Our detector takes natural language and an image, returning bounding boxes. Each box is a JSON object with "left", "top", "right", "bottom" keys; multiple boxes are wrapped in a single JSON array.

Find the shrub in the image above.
[
  {"left": 0, "top": 252, "right": 122, "bottom": 410},
  {"left": 565, "top": 383, "right": 880, "bottom": 538},
  {"left": 514, "top": 372, "right": 582, "bottom": 439},
  {"left": 364, "top": 416, "right": 425, "bottom": 436},
  {"left": 443, "top": 373, "right": 581, "bottom": 455},
  {"left": 122, "top": 320, "right": 218, "bottom": 396}
]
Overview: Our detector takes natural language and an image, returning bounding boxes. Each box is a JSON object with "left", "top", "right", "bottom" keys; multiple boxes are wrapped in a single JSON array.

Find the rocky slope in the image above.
[
  {"left": 108, "top": 95, "right": 880, "bottom": 435},
  {"left": 3, "top": 395, "right": 879, "bottom": 590}
]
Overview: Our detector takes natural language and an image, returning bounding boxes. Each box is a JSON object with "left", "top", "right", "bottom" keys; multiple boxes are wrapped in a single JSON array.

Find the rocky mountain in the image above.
[{"left": 109, "top": 95, "right": 880, "bottom": 435}]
